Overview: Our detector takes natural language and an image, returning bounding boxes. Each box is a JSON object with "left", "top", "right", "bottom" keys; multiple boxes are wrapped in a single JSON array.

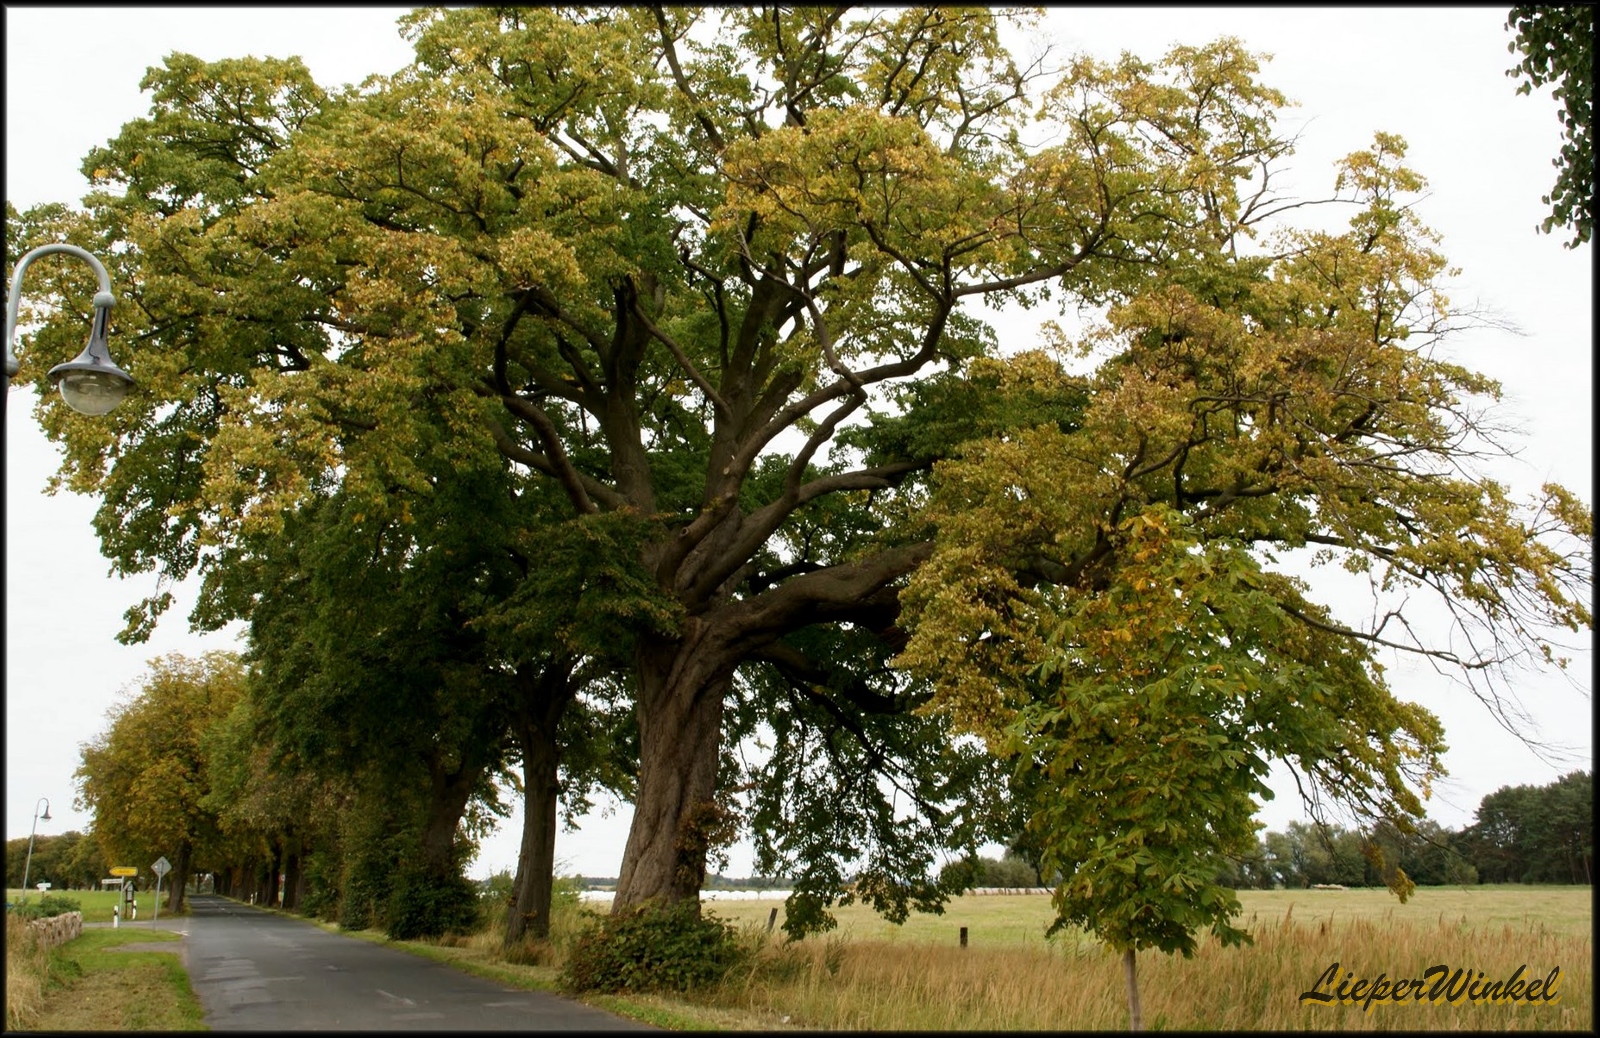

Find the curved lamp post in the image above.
[
  {"left": 4, "top": 243, "right": 135, "bottom": 415},
  {"left": 20, "top": 797, "right": 52, "bottom": 900}
]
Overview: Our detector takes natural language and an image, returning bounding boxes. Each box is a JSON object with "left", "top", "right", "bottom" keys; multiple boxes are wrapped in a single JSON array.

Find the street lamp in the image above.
[
  {"left": 20, "top": 797, "right": 52, "bottom": 900},
  {"left": 4, "top": 243, "right": 135, "bottom": 415}
]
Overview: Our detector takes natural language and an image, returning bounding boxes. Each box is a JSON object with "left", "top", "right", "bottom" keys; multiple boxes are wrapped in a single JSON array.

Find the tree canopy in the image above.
[
  {"left": 74, "top": 651, "right": 247, "bottom": 913},
  {"left": 1506, "top": 4, "right": 1594, "bottom": 246}
]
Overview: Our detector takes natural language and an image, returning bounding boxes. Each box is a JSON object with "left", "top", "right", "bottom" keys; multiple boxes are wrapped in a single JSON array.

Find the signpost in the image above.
[
  {"left": 151, "top": 856, "right": 171, "bottom": 922},
  {"left": 110, "top": 866, "right": 137, "bottom": 877}
]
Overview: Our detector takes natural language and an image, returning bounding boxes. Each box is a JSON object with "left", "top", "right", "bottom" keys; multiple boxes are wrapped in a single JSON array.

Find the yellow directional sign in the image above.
[{"left": 110, "top": 866, "right": 138, "bottom": 877}]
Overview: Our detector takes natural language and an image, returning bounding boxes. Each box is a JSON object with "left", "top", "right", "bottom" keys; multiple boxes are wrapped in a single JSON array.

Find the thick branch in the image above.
[
  {"left": 713, "top": 540, "right": 935, "bottom": 653},
  {"left": 652, "top": 5, "right": 725, "bottom": 152},
  {"left": 630, "top": 295, "right": 731, "bottom": 417},
  {"left": 499, "top": 393, "right": 600, "bottom": 514}
]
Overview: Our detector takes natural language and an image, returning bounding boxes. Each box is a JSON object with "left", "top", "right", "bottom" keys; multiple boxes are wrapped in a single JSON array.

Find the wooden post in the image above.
[
  {"left": 766, "top": 907, "right": 778, "bottom": 933},
  {"left": 960, "top": 926, "right": 968, "bottom": 948}
]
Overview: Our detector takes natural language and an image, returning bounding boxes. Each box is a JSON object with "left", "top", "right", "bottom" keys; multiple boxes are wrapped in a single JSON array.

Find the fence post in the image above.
[
  {"left": 960, "top": 926, "right": 968, "bottom": 948},
  {"left": 766, "top": 907, "right": 778, "bottom": 934}
]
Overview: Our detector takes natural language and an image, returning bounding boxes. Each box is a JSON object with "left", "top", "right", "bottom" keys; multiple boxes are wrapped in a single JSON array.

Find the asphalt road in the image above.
[{"left": 112, "top": 893, "right": 651, "bottom": 1030}]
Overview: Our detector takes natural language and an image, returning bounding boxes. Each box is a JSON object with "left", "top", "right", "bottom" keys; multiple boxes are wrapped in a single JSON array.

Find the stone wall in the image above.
[{"left": 27, "top": 910, "right": 83, "bottom": 949}]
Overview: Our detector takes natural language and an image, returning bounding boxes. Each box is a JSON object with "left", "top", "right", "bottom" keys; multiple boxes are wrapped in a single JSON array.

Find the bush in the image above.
[
  {"left": 385, "top": 868, "right": 479, "bottom": 941},
  {"left": 479, "top": 869, "right": 517, "bottom": 909},
  {"left": 298, "top": 851, "right": 342, "bottom": 922},
  {"left": 8, "top": 895, "right": 81, "bottom": 921},
  {"left": 561, "top": 899, "right": 747, "bottom": 994}
]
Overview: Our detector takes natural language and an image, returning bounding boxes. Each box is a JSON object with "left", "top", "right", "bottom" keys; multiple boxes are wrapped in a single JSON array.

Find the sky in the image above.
[{"left": 5, "top": 7, "right": 1591, "bottom": 883}]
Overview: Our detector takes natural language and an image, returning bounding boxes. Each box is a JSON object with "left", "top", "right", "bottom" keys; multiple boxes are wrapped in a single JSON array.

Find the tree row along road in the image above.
[{"left": 130, "top": 895, "right": 648, "bottom": 1030}]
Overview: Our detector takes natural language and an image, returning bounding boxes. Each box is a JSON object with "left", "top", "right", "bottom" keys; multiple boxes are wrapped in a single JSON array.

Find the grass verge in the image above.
[{"left": 5, "top": 920, "right": 202, "bottom": 1031}]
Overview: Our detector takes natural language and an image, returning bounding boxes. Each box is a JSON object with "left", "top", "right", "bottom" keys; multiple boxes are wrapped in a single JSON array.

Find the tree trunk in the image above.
[
  {"left": 282, "top": 835, "right": 303, "bottom": 912},
  {"left": 1123, "top": 948, "right": 1143, "bottom": 1032},
  {"left": 168, "top": 842, "right": 192, "bottom": 915},
  {"left": 420, "top": 758, "right": 481, "bottom": 879},
  {"left": 613, "top": 630, "right": 730, "bottom": 912},
  {"left": 264, "top": 845, "right": 281, "bottom": 908},
  {"left": 505, "top": 663, "right": 573, "bottom": 944}
]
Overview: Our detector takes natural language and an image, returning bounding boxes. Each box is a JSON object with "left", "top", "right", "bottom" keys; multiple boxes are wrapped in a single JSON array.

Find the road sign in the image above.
[
  {"left": 110, "top": 866, "right": 138, "bottom": 877},
  {"left": 152, "top": 856, "right": 172, "bottom": 877}
]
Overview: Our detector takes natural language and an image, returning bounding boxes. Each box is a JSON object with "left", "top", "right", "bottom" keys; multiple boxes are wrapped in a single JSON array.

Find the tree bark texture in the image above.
[
  {"left": 420, "top": 758, "right": 482, "bottom": 880},
  {"left": 613, "top": 627, "right": 730, "bottom": 912},
  {"left": 168, "top": 840, "right": 192, "bottom": 915}
]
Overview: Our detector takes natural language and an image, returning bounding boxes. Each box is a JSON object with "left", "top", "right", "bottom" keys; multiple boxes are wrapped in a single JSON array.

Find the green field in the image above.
[{"left": 6, "top": 888, "right": 180, "bottom": 925}]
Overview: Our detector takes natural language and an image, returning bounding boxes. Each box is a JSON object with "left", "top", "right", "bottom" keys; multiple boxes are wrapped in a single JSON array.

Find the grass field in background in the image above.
[
  {"left": 571, "top": 884, "right": 1592, "bottom": 1029},
  {"left": 5, "top": 887, "right": 178, "bottom": 924},
  {"left": 580, "top": 883, "right": 1594, "bottom": 947}
]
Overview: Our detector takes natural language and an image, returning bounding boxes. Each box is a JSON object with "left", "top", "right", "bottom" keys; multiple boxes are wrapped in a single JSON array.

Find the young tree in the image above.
[{"left": 893, "top": 131, "right": 1589, "bottom": 1025}]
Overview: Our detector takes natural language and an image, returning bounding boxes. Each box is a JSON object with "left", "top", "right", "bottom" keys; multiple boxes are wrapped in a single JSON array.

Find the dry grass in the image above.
[
  {"left": 370, "top": 884, "right": 1589, "bottom": 1030},
  {"left": 6, "top": 914, "right": 52, "bottom": 1030},
  {"left": 688, "top": 886, "right": 1592, "bottom": 1030},
  {"left": 697, "top": 884, "right": 1594, "bottom": 946}
]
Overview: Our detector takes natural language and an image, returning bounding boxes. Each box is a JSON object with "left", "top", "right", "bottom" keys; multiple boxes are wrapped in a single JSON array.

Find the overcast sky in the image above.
[{"left": 6, "top": 7, "right": 1591, "bottom": 883}]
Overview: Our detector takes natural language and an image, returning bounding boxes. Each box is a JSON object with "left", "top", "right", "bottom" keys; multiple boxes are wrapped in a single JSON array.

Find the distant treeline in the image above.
[
  {"left": 5, "top": 830, "right": 112, "bottom": 892},
  {"left": 11, "top": 771, "right": 1590, "bottom": 895},
  {"left": 1219, "top": 770, "right": 1591, "bottom": 889},
  {"left": 959, "top": 771, "right": 1593, "bottom": 891}
]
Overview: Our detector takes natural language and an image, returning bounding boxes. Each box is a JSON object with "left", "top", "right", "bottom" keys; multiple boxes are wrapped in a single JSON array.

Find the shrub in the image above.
[
  {"left": 561, "top": 899, "right": 747, "bottom": 994},
  {"left": 7, "top": 895, "right": 81, "bottom": 921},
  {"left": 298, "top": 850, "right": 343, "bottom": 922},
  {"left": 479, "top": 868, "right": 517, "bottom": 907},
  {"left": 385, "top": 868, "right": 479, "bottom": 941}
]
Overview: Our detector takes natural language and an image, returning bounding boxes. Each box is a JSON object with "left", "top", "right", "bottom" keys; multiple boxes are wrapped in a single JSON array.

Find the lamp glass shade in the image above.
[
  {"left": 55, "top": 369, "right": 131, "bottom": 415},
  {"left": 45, "top": 303, "right": 134, "bottom": 415}
]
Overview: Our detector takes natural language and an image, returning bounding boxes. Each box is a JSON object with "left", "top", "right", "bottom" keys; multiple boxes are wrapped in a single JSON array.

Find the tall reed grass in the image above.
[
  {"left": 426, "top": 879, "right": 599, "bottom": 968},
  {"left": 5, "top": 914, "right": 51, "bottom": 1031},
  {"left": 704, "top": 904, "right": 1590, "bottom": 1030}
]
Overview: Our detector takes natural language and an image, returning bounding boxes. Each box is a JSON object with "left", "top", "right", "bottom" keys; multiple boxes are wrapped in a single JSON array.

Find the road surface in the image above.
[{"left": 110, "top": 893, "right": 651, "bottom": 1030}]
